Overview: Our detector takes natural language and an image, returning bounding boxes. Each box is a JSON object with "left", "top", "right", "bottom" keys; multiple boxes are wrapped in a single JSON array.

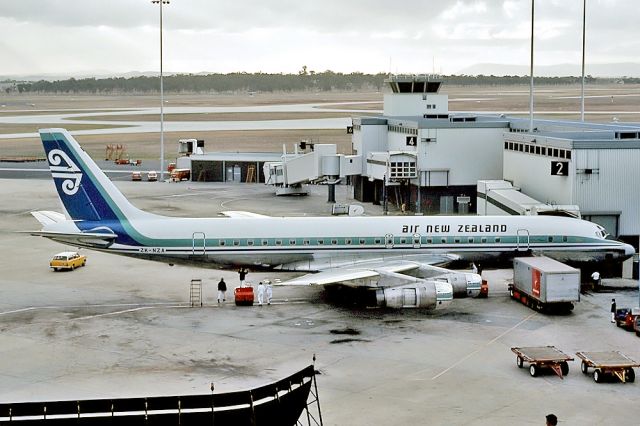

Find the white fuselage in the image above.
[{"left": 50, "top": 214, "right": 632, "bottom": 271}]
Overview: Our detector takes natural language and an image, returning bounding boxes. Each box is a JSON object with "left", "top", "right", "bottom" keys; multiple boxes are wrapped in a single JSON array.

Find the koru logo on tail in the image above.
[{"left": 48, "top": 149, "right": 83, "bottom": 195}]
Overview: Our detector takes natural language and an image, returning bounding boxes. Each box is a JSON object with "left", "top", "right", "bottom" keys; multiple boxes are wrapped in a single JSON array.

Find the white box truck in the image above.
[{"left": 510, "top": 257, "right": 580, "bottom": 312}]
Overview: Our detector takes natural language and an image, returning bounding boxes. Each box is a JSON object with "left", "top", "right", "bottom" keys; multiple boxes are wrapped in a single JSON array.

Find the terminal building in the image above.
[
  {"left": 349, "top": 75, "right": 640, "bottom": 249},
  {"left": 174, "top": 75, "right": 639, "bottom": 250}
]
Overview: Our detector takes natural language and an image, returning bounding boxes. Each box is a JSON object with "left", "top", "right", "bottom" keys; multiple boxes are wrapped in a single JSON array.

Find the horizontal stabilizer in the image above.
[
  {"left": 31, "top": 211, "right": 67, "bottom": 226},
  {"left": 26, "top": 230, "right": 117, "bottom": 248}
]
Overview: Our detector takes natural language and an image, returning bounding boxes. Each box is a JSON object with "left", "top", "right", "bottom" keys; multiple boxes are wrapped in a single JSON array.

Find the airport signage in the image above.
[{"left": 551, "top": 161, "right": 569, "bottom": 176}]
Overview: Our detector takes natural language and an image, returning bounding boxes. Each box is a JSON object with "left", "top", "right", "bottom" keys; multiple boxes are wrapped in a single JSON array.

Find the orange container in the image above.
[{"left": 234, "top": 287, "right": 254, "bottom": 306}]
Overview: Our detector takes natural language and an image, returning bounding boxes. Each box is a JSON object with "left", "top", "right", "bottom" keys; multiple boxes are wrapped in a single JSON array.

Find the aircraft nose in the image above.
[{"left": 624, "top": 243, "right": 636, "bottom": 257}]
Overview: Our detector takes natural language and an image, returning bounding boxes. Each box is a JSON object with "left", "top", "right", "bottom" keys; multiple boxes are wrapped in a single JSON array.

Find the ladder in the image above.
[
  {"left": 190, "top": 279, "right": 203, "bottom": 307},
  {"left": 298, "top": 354, "right": 323, "bottom": 426},
  {"left": 246, "top": 165, "right": 255, "bottom": 183}
]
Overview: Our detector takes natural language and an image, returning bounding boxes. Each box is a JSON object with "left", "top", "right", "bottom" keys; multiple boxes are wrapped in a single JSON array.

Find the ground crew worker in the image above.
[
  {"left": 591, "top": 271, "right": 601, "bottom": 288},
  {"left": 471, "top": 263, "right": 478, "bottom": 275},
  {"left": 217, "top": 278, "right": 227, "bottom": 304},
  {"left": 266, "top": 281, "right": 273, "bottom": 305},
  {"left": 545, "top": 413, "right": 558, "bottom": 426},
  {"left": 257, "top": 281, "right": 265, "bottom": 306},
  {"left": 238, "top": 268, "right": 248, "bottom": 286},
  {"left": 611, "top": 298, "right": 616, "bottom": 323}
]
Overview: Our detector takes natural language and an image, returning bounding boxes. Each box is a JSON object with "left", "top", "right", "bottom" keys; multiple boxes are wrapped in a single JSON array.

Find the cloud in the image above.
[{"left": 0, "top": 0, "right": 638, "bottom": 76}]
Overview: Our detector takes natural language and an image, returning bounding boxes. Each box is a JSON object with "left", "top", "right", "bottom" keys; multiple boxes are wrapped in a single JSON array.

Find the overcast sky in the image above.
[{"left": 0, "top": 0, "right": 637, "bottom": 77}]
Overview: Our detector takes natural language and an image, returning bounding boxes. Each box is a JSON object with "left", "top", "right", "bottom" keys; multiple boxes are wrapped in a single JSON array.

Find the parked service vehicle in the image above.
[
  {"left": 170, "top": 168, "right": 191, "bottom": 182},
  {"left": 147, "top": 171, "right": 158, "bottom": 181},
  {"left": 131, "top": 171, "right": 142, "bottom": 181},
  {"left": 510, "top": 257, "right": 580, "bottom": 312},
  {"left": 616, "top": 308, "right": 639, "bottom": 331},
  {"left": 50, "top": 252, "right": 86, "bottom": 271}
]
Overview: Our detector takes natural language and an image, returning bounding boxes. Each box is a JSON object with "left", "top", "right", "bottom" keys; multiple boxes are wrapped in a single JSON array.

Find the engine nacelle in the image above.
[
  {"left": 440, "top": 272, "right": 482, "bottom": 298},
  {"left": 375, "top": 280, "right": 453, "bottom": 310}
]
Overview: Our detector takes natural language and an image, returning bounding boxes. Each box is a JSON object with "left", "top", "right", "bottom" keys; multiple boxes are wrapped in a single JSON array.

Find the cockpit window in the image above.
[{"left": 595, "top": 226, "right": 609, "bottom": 239}]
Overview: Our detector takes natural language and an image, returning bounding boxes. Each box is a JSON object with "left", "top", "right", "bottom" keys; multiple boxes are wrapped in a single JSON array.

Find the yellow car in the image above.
[{"left": 50, "top": 251, "right": 87, "bottom": 271}]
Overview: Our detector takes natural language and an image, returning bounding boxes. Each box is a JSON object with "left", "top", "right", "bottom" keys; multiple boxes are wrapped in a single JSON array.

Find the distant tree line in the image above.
[{"left": 8, "top": 71, "right": 640, "bottom": 94}]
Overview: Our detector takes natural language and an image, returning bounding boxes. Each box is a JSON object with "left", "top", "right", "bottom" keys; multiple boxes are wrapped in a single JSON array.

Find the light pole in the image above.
[
  {"left": 580, "top": 0, "right": 587, "bottom": 121},
  {"left": 529, "top": 0, "right": 535, "bottom": 133},
  {"left": 152, "top": 0, "right": 169, "bottom": 181}
]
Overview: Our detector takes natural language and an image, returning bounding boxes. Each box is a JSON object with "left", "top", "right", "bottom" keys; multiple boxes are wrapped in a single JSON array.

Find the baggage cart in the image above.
[
  {"left": 511, "top": 346, "right": 574, "bottom": 379},
  {"left": 575, "top": 351, "right": 639, "bottom": 383}
]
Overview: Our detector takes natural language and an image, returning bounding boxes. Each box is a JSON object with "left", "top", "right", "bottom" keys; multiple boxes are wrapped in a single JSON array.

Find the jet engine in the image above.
[
  {"left": 374, "top": 280, "right": 453, "bottom": 310},
  {"left": 439, "top": 272, "right": 482, "bottom": 298}
]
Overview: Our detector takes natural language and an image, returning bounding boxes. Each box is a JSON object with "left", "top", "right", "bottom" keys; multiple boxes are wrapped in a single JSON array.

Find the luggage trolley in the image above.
[
  {"left": 576, "top": 351, "right": 639, "bottom": 383},
  {"left": 511, "top": 346, "right": 574, "bottom": 379}
]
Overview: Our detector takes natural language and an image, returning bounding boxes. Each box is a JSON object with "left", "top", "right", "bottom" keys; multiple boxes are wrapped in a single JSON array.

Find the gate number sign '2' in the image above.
[{"left": 551, "top": 161, "right": 569, "bottom": 176}]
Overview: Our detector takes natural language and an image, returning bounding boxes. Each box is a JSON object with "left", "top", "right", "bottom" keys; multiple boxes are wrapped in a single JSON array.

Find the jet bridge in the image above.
[
  {"left": 264, "top": 142, "right": 361, "bottom": 198},
  {"left": 477, "top": 180, "right": 580, "bottom": 218}
]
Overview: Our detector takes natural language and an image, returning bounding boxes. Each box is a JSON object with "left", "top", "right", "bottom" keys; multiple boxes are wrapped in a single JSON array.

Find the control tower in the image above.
[{"left": 383, "top": 75, "right": 449, "bottom": 117}]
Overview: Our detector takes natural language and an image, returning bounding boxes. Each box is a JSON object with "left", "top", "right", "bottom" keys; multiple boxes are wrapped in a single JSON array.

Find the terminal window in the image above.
[{"left": 389, "top": 161, "right": 417, "bottom": 179}]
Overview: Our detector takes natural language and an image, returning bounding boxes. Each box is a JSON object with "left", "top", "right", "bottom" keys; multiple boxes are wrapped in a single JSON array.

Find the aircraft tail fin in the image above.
[{"left": 39, "top": 128, "right": 149, "bottom": 223}]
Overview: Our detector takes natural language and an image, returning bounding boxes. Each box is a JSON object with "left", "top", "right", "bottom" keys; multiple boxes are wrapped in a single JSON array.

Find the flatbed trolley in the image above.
[
  {"left": 575, "top": 351, "right": 639, "bottom": 383},
  {"left": 511, "top": 346, "right": 574, "bottom": 379}
]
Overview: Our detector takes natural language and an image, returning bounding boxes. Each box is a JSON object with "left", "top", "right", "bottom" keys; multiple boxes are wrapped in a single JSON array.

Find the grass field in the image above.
[{"left": 1, "top": 84, "right": 638, "bottom": 160}]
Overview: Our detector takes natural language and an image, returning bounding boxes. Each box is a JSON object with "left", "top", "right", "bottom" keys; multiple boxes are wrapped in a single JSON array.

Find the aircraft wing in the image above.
[
  {"left": 219, "top": 211, "right": 270, "bottom": 218},
  {"left": 280, "top": 261, "right": 423, "bottom": 287}
]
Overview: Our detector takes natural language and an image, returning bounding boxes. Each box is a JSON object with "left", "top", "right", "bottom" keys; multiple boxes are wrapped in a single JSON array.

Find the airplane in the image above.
[{"left": 29, "top": 129, "right": 635, "bottom": 311}]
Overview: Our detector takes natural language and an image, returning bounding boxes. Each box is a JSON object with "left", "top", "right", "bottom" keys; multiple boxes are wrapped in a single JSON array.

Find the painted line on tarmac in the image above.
[
  {"left": 0, "top": 302, "right": 188, "bottom": 316},
  {"left": 71, "top": 306, "right": 158, "bottom": 320},
  {"left": 429, "top": 312, "right": 538, "bottom": 381}
]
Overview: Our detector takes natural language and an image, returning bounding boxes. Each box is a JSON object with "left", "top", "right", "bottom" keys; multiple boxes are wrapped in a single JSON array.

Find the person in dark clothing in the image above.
[
  {"left": 611, "top": 298, "right": 616, "bottom": 323},
  {"left": 545, "top": 414, "right": 558, "bottom": 426},
  {"left": 238, "top": 268, "right": 248, "bottom": 286},
  {"left": 217, "top": 278, "right": 227, "bottom": 303}
]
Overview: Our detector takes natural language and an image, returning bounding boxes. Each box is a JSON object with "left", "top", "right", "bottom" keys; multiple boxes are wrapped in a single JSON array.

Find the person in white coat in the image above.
[
  {"left": 257, "top": 281, "right": 265, "bottom": 306},
  {"left": 266, "top": 281, "right": 273, "bottom": 305}
]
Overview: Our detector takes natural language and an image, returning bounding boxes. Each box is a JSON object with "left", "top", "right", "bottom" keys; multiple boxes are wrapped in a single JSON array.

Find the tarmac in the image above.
[{"left": 1, "top": 177, "right": 639, "bottom": 425}]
